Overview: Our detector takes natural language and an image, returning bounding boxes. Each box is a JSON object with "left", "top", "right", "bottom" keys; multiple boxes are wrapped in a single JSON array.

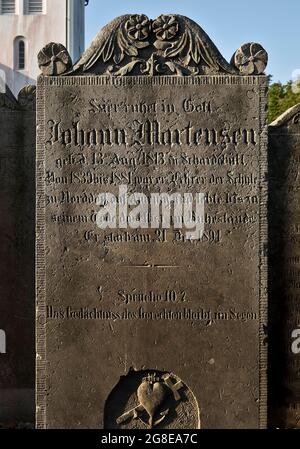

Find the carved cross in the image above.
[{"left": 163, "top": 374, "right": 184, "bottom": 401}]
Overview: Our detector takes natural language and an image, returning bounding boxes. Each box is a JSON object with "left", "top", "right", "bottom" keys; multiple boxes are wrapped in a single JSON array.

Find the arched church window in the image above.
[
  {"left": 14, "top": 37, "right": 26, "bottom": 71},
  {"left": 18, "top": 39, "right": 25, "bottom": 69}
]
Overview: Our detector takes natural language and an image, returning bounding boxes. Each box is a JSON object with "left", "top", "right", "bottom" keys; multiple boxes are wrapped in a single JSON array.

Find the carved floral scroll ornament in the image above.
[
  {"left": 70, "top": 14, "right": 237, "bottom": 76},
  {"left": 38, "top": 14, "right": 268, "bottom": 77}
]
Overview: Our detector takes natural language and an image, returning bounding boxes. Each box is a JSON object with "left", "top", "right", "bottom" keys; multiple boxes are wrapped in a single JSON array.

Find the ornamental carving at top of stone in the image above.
[
  {"left": 38, "top": 42, "right": 72, "bottom": 76},
  {"left": 37, "top": 14, "right": 268, "bottom": 77},
  {"left": 231, "top": 43, "right": 268, "bottom": 76}
]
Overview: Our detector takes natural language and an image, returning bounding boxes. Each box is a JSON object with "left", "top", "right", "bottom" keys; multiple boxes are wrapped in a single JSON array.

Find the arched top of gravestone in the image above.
[
  {"left": 269, "top": 103, "right": 300, "bottom": 128},
  {"left": 37, "top": 14, "right": 268, "bottom": 77},
  {"left": 0, "top": 84, "right": 36, "bottom": 111},
  {"left": 0, "top": 84, "right": 19, "bottom": 110},
  {"left": 17, "top": 85, "right": 36, "bottom": 111}
]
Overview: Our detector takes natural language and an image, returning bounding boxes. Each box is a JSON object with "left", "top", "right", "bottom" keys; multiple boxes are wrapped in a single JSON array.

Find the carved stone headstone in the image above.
[
  {"left": 0, "top": 85, "right": 36, "bottom": 426},
  {"left": 36, "top": 14, "right": 268, "bottom": 429},
  {"left": 269, "top": 105, "right": 300, "bottom": 428}
]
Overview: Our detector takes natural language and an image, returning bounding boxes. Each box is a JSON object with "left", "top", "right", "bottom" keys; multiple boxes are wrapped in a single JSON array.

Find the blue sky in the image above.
[{"left": 85, "top": 0, "right": 299, "bottom": 83}]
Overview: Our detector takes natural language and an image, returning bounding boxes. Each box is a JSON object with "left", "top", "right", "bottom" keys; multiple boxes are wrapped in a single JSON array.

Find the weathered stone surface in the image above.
[
  {"left": 36, "top": 15, "right": 268, "bottom": 429},
  {"left": 269, "top": 105, "right": 300, "bottom": 428},
  {"left": 0, "top": 85, "right": 36, "bottom": 425}
]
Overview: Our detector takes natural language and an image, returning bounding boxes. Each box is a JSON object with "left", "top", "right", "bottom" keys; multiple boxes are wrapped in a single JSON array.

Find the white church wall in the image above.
[{"left": 0, "top": 0, "right": 85, "bottom": 97}]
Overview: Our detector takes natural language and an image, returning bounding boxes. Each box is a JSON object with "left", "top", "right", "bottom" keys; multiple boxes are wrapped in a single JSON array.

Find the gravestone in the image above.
[
  {"left": 269, "top": 105, "right": 300, "bottom": 428},
  {"left": 36, "top": 15, "right": 268, "bottom": 429},
  {"left": 0, "top": 84, "right": 36, "bottom": 427}
]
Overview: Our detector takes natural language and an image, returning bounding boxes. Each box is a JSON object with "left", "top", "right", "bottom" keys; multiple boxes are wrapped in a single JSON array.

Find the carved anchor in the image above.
[
  {"left": 116, "top": 373, "right": 184, "bottom": 428},
  {"left": 116, "top": 403, "right": 169, "bottom": 428}
]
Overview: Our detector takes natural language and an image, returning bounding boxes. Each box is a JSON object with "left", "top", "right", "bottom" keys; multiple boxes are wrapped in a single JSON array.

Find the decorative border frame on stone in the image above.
[
  {"left": 258, "top": 80, "right": 269, "bottom": 429},
  {"left": 35, "top": 74, "right": 269, "bottom": 429},
  {"left": 36, "top": 77, "right": 46, "bottom": 430}
]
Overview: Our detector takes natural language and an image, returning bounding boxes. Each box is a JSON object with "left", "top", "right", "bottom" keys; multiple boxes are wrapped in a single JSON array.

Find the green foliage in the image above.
[{"left": 268, "top": 77, "right": 300, "bottom": 123}]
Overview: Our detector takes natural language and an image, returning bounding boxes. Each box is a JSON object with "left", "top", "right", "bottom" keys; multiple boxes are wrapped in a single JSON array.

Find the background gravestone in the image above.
[
  {"left": 0, "top": 85, "right": 36, "bottom": 427},
  {"left": 269, "top": 105, "right": 300, "bottom": 428},
  {"left": 36, "top": 14, "right": 268, "bottom": 429}
]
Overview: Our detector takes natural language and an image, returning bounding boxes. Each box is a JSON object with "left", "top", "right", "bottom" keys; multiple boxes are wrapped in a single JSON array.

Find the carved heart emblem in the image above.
[{"left": 137, "top": 380, "right": 166, "bottom": 426}]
